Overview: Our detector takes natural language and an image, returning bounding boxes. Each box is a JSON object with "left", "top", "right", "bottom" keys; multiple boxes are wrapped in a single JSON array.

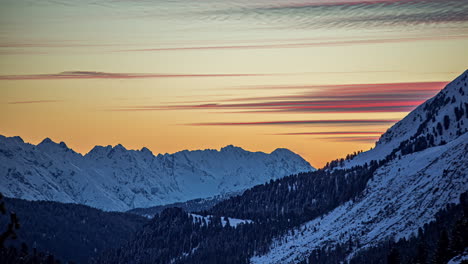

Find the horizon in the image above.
[
  {"left": 1, "top": 0, "right": 468, "bottom": 167},
  {"left": 1, "top": 134, "right": 305, "bottom": 158}
]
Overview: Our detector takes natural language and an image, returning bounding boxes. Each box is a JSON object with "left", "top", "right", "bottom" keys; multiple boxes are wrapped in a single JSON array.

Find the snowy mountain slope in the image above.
[
  {"left": 448, "top": 252, "right": 468, "bottom": 264},
  {"left": 250, "top": 70, "right": 468, "bottom": 263},
  {"left": 251, "top": 132, "right": 468, "bottom": 264},
  {"left": 342, "top": 70, "right": 468, "bottom": 169},
  {"left": 0, "top": 138, "right": 313, "bottom": 211}
]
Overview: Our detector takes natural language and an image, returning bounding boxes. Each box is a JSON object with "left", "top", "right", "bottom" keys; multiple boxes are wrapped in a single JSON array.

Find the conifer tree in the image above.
[
  {"left": 0, "top": 193, "right": 20, "bottom": 248},
  {"left": 387, "top": 247, "right": 400, "bottom": 264},
  {"left": 434, "top": 229, "right": 450, "bottom": 264}
]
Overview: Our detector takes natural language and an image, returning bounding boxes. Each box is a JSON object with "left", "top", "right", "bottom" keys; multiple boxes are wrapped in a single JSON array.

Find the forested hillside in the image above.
[{"left": 0, "top": 197, "right": 148, "bottom": 263}]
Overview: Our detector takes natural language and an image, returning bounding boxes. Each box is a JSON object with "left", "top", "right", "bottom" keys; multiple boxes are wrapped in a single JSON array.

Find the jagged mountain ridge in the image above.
[
  {"left": 0, "top": 138, "right": 313, "bottom": 211},
  {"left": 250, "top": 70, "right": 468, "bottom": 263}
]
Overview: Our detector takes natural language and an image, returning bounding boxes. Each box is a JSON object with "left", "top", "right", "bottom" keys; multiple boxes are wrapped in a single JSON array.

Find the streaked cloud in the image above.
[
  {"left": 7, "top": 100, "right": 62, "bottom": 104},
  {"left": 0, "top": 71, "right": 274, "bottom": 80},
  {"left": 228, "top": 81, "right": 447, "bottom": 92},
  {"left": 115, "top": 81, "right": 446, "bottom": 114},
  {"left": 188, "top": 119, "right": 398, "bottom": 126},
  {"left": 119, "top": 35, "right": 468, "bottom": 52},
  {"left": 274, "top": 131, "right": 383, "bottom": 135},
  {"left": 319, "top": 136, "right": 381, "bottom": 143},
  {"left": 199, "top": 0, "right": 468, "bottom": 30}
]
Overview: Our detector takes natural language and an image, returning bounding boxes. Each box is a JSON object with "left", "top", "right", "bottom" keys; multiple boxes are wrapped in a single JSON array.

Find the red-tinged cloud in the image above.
[
  {"left": 128, "top": 100, "right": 423, "bottom": 113},
  {"left": 320, "top": 136, "right": 381, "bottom": 143},
  {"left": 231, "top": 81, "right": 449, "bottom": 92},
  {"left": 116, "top": 81, "right": 446, "bottom": 114},
  {"left": 188, "top": 119, "right": 398, "bottom": 126},
  {"left": 274, "top": 131, "right": 383, "bottom": 135},
  {"left": 0, "top": 71, "right": 273, "bottom": 80},
  {"left": 7, "top": 100, "right": 62, "bottom": 104}
]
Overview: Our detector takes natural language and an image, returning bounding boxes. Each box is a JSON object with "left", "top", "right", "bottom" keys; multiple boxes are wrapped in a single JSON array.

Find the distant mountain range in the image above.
[{"left": 0, "top": 137, "right": 313, "bottom": 211}]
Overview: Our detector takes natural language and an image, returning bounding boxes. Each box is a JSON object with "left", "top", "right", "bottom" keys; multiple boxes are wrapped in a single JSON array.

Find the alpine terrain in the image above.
[{"left": 0, "top": 140, "right": 313, "bottom": 211}]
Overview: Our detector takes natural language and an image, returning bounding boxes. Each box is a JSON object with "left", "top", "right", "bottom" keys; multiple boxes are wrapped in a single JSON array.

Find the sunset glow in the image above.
[{"left": 1, "top": 0, "right": 467, "bottom": 167}]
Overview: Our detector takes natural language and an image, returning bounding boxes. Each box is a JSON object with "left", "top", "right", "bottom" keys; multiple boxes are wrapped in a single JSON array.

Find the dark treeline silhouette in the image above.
[
  {"left": 97, "top": 207, "right": 254, "bottom": 264},
  {"left": 1, "top": 193, "right": 61, "bottom": 263},
  {"left": 0, "top": 196, "right": 148, "bottom": 263},
  {"left": 127, "top": 194, "right": 232, "bottom": 217},
  {"left": 207, "top": 163, "right": 378, "bottom": 224}
]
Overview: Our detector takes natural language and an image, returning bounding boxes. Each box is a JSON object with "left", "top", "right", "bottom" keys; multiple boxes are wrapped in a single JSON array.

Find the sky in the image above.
[{"left": 1, "top": 0, "right": 467, "bottom": 167}]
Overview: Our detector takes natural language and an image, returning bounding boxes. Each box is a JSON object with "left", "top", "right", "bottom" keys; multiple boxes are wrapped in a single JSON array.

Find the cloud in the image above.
[
  {"left": 0, "top": 71, "right": 273, "bottom": 80},
  {"left": 118, "top": 35, "right": 468, "bottom": 52},
  {"left": 274, "top": 131, "right": 383, "bottom": 135},
  {"left": 319, "top": 136, "right": 381, "bottom": 143},
  {"left": 188, "top": 119, "right": 398, "bottom": 126},
  {"left": 199, "top": 0, "right": 468, "bottom": 30},
  {"left": 7, "top": 100, "right": 62, "bottom": 104},
  {"left": 125, "top": 100, "right": 423, "bottom": 113},
  {"left": 114, "top": 81, "right": 446, "bottom": 114}
]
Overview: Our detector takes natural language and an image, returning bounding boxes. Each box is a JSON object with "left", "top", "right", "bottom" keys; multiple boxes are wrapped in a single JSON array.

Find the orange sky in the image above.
[{"left": 1, "top": 0, "right": 467, "bottom": 167}]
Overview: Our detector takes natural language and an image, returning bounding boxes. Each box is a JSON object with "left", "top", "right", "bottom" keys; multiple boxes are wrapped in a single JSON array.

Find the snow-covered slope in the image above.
[
  {"left": 252, "top": 133, "right": 468, "bottom": 263},
  {"left": 251, "top": 70, "right": 468, "bottom": 263},
  {"left": 0, "top": 139, "right": 313, "bottom": 211},
  {"left": 448, "top": 252, "right": 468, "bottom": 264}
]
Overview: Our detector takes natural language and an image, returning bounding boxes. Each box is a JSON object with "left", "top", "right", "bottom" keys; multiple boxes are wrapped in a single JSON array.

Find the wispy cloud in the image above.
[
  {"left": 188, "top": 119, "right": 398, "bottom": 126},
  {"left": 228, "top": 81, "right": 447, "bottom": 91},
  {"left": 121, "top": 101, "right": 423, "bottom": 113},
  {"left": 0, "top": 71, "right": 275, "bottom": 80},
  {"left": 114, "top": 81, "right": 446, "bottom": 114},
  {"left": 7, "top": 100, "right": 62, "bottom": 104},
  {"left": 319, "top": 136, "right": 381, "bottom": 143},
  {"left": 119, "top": 35, "right": 468, "bottom": 52},
  {"left": 199, "top": 0, "right": 468, "bottom": 30},
  {"left": 272, "top": 131, "right": 384, "bottom": 142},
  {"left": 274, "top": 131, "right": 383, "bottom": 135}
]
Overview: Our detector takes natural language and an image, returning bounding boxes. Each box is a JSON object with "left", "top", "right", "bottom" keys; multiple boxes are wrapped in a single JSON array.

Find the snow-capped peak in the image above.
[{"left": 220, "top": 144, "right": 244, "bottom": 152}]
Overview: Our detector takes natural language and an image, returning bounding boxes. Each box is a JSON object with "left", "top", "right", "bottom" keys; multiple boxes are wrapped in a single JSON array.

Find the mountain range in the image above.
[{"left": 0, "top": 138, "right": 313, "bottom": 211}]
